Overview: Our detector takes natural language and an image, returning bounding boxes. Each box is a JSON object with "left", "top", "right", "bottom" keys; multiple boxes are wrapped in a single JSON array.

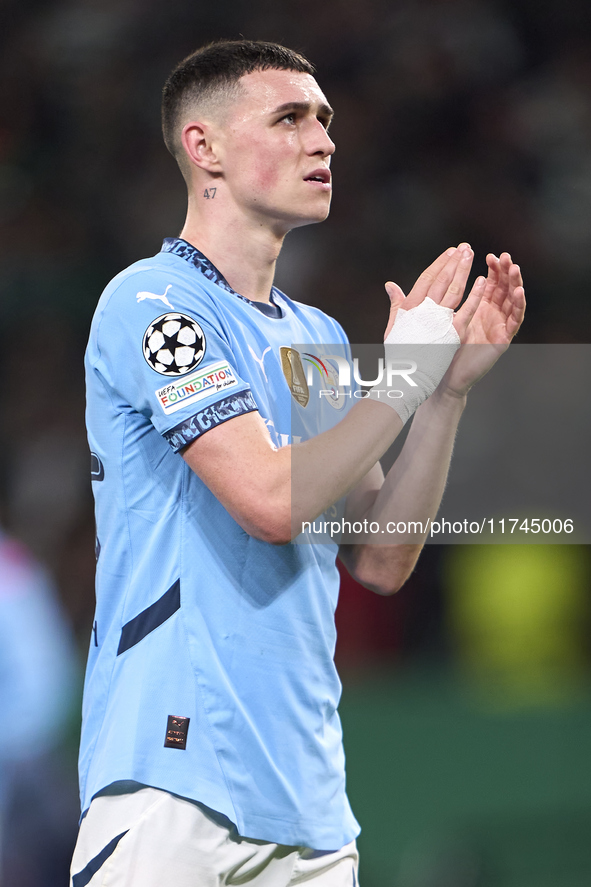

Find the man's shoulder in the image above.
[
  {"left": 86, "top": 251, "right": 228, "bottom": 377},
  {"left": 96, "top": 251, "right": 208, "bottom": 315},
  {"left": 89, "top": 250, "right": 229, "bottom": 347}
]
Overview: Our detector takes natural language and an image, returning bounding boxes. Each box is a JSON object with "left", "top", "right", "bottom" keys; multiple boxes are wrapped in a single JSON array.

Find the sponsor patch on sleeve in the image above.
[{"left": 155, "top": 360, "right": 239, "bottom": 415}]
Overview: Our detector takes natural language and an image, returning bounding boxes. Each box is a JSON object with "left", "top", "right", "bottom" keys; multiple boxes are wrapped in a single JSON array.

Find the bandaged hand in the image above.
[{"left": 367, "top": 297, "right": 461, "bottom": 424}]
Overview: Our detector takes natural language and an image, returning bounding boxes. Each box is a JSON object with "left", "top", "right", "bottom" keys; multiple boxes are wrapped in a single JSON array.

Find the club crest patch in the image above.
[
  {"left": 280, "top": 347, "right": 309, "bottom": 407},
  {"left": 143, "top": 313, "right": 205, "bottom": 376}
]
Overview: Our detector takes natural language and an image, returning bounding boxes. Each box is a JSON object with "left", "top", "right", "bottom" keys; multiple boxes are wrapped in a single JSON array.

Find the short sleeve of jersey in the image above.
[{"left": 87, "top": 266, "right": 258, "bottom": 452}]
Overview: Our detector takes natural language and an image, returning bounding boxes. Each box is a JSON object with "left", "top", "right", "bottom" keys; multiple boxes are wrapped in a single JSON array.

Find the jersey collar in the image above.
[{"left": 161, "top": 238, "right": 284, "bottom": 319}]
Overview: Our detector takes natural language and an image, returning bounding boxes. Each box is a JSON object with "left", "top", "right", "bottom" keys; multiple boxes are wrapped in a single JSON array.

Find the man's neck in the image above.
[{"left": 179, "top": 198, "right": 286, "bottom": 304}]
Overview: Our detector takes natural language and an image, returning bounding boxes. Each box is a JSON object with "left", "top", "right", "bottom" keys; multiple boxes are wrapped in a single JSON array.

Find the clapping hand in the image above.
[
  {"left": 382, "top": 245, "right": 525, "bottom": 397},
  {"left": 440, "top": 251, "right": 525, "bottom": 397}
]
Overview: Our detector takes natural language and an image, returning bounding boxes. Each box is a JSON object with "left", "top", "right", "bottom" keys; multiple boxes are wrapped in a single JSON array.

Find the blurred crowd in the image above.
[{"left": 1, "top": 0, "right": 591, "bottom": 883}]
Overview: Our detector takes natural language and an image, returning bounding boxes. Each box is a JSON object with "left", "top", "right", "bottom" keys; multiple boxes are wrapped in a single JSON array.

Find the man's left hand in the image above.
[{"left": 440, "top": 251, "right": 525, "bottom": 398}]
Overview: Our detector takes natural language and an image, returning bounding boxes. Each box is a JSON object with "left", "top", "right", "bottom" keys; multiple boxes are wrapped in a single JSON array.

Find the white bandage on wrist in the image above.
[{"left": 368, "top": 297, "right": 461, "bottom": 424}]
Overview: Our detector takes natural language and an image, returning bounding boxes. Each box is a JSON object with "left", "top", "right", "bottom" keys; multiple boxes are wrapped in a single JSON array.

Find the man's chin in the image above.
[{"left": 289, "top": 205, "right": 331, "bottom": 229}]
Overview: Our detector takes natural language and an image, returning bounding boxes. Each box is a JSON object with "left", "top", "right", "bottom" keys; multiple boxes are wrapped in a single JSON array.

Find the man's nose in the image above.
[{"left": 307, "top": 118, "right": 335, "bottom": 157}]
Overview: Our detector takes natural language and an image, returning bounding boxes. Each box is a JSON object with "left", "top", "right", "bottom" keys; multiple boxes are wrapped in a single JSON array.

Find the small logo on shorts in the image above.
[{"left": 164, "top": 715, "right": 190, "bottom": 749}]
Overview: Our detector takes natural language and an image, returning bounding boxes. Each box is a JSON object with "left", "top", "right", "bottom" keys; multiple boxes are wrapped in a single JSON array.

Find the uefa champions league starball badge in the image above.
[{"left": 143, "top": 313, "right": 206, "bottom": 376}]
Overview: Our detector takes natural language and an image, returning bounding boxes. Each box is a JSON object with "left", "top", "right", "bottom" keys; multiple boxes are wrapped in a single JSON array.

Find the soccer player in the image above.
[{"left": 71, "top": 41, "right": 524, "bottom": 886}]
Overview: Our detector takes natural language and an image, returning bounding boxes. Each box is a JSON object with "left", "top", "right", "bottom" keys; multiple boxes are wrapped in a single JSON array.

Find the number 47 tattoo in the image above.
[{"left": 203, "top": 188, "right": 217, "bottom": 199}]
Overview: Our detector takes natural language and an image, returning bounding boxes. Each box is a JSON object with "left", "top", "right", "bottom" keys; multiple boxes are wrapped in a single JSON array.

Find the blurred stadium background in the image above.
[{"left": 1, "top": 0, "right": 591, "bottom": 884}]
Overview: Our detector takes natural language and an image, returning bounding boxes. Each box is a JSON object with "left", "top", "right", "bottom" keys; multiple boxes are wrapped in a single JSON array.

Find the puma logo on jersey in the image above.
[
  {"left": 136, "top": 284, "right": 174, "bottom": 309},
  {"left": 248, "top": 345, "right": 272, "bottom": 382}
]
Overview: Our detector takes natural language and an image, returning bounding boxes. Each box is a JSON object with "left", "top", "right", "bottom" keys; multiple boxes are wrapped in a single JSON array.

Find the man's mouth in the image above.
[{"left": 304, "top": 168, "right": 331, "bottom": 188}]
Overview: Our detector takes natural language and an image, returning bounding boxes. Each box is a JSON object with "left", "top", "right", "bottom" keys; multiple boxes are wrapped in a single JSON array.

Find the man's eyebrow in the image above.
[{"left": 272, "top": 101, "right": 334, "bottom": 120}]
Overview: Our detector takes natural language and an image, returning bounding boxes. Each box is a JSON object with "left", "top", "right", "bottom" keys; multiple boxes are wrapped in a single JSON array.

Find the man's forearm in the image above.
[
  {"left": 339, "top": 388, "right": 467, "bottom": 593},
  {"left": 290, "top": 398, "right": 404, "bottom": 535},
  {"left": 371, "top": 387, "right": 467, "bottom": 528}
]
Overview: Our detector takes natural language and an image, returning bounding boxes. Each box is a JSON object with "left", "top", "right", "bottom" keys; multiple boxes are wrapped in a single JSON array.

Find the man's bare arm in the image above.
[
  {"left": 182, "top": 398, "right": 401, "bottom": 545},
  {"left": 338, "top": 388, "right": 466, "bottom": 594}
]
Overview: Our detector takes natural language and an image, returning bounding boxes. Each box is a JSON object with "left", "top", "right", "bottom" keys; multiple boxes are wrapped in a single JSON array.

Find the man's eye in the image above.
[{"left": 281, "top": 113, "right": 297, "bottom": 125}]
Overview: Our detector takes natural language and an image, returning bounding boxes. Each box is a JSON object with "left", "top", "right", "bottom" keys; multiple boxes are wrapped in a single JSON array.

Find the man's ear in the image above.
[{"left": 181, "top": 121, "right": 223, "bottom": 173}]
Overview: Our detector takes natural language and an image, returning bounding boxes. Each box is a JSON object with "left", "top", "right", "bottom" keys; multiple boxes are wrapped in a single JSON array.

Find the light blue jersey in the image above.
[{"left": 82, "top": 238, "right": 360, "bottom": 850}]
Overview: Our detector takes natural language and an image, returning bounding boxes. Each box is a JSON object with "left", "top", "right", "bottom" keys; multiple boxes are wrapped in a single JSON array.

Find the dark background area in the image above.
[{"left": 1, "top": 1, "right": 591, "bottom": 884}]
